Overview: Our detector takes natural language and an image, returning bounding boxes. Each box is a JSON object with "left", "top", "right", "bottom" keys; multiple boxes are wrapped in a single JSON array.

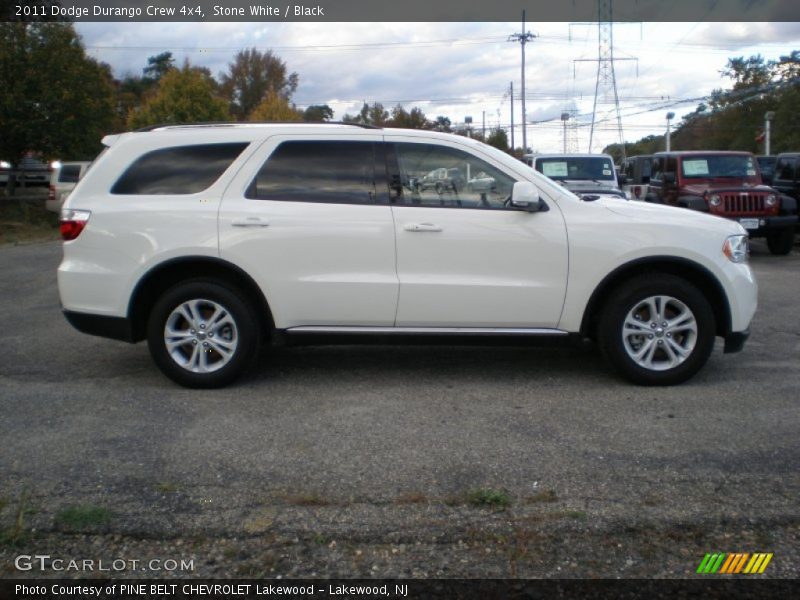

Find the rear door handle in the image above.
[
  {"left": 232, "top": 217, "right": 270, "bottom": 227},
  {"left": 404, "top": 223, "right": 442, "bottom": 232}
]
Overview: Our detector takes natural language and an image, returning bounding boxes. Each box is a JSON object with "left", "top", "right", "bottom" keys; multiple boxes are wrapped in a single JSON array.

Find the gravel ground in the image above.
[{"left": 0, "top": 239, "right": 798, "bottom": 580}]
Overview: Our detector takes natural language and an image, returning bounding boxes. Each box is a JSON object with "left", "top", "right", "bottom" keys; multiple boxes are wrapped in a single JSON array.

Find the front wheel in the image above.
[
  {"left": 766, "top": 228, "right": 794, "bottom": 255},
  {"left": 147, "top": 279, "right": 260, "bottom": 388},
  {"left": 598, "top": 275, "right": 716, "bottom": 385}
]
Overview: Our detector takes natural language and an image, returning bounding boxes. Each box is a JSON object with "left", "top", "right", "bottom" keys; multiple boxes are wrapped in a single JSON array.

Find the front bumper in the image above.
[{"left": 731, "top": 215, "right": 797, "bottom": 236}]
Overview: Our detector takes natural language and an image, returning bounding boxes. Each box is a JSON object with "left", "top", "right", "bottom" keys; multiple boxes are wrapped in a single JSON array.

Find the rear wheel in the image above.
[
  {"left": 147, "top": 279, "right": 260, "bottom": 388},
  {"left": 598, "top": 274, "right": 716, "bottom": 385},
  {"left": 766, "top": 228, "right": 794, "bottom": 255}
]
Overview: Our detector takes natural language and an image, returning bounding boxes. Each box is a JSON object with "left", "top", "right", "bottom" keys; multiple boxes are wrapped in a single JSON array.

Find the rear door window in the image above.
[
  {"left": 246, "top": 141, "right": 380, "bottom": 205},
  {"left": 111, "top": 143, "right": 248, "bottom": 195}
]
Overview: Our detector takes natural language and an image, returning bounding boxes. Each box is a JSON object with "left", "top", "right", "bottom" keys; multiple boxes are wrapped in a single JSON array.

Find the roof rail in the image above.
[{"left": 132, "top": 121, "right": 381, "bottom": 132}]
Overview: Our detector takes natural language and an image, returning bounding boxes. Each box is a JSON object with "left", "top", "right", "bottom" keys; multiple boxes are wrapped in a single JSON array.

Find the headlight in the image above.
[
  {"left": 708, "top": 194, "right": 722, "bottom": 207},
  {"left": 723, "top": 234, "right": 749, "bottom": 263},
  {"left": 765, "top": 194, "right": 777, "bottom": 207}
]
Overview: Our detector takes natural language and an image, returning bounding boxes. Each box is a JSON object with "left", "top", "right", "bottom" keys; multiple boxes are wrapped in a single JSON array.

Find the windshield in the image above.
[
  {"left": 681, "top": 155, "right": 757, "bottom": 178},
  {"left": 536, "top": 157, "right": 616, "bottom": 182}
]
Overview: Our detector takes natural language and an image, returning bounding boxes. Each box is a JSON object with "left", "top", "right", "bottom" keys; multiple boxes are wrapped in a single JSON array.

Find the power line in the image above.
[{"left": 83, "top": 35, "right": 508, "bottom": 53}]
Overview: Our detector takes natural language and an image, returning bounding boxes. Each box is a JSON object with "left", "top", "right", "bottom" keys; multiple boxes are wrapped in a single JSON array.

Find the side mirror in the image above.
[
  {"left": 663, "top": 172, "right": 676, "bottom": 185},
  {"left": 618, "top": 173, "right": 628, "bottom": 185},
  {"left": 510, "top": 181, "right": 543, "bottom": 212}
]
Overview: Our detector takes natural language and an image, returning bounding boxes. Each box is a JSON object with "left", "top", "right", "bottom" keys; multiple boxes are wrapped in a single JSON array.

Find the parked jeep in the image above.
[
  {"left": 619, "top": 155, "right": 652, "bottom": 200},
  {"left": 771, "top": 153, "right": 800, "bottom": 217},
  {"left": 757, "top": 155, "right": 777, "bottom": 186},
  {"left": 644, "top": 151, "right": 797, "bottom": 255}
]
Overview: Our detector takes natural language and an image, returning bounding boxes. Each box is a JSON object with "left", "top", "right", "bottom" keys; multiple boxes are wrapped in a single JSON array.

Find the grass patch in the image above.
[
  {"left": 282, "top": 494, "right": 332, "bottom": 507},
  {"left": 395, "top": 491, "right": 428, "bottom": 505},
  {"left": 0, "top": 490, "right": 33, "bottom": 547},
  {"left": 563, "top": 510, "right": 588, "bottom": 521},
  {"left": 525, "top": 489, "right": 558, "bottom": 504},
  {"left": 56, "top": 505, "right": 113, "bottom": 530},
  {"left": 155, "top": 482, "right": 180, "bottom": 494},
  {"left": 465, "top": 489, "right": 512, "bottom": 509},
  {"left": 0, "top": 199, "right": 59, "bottom": 246}
]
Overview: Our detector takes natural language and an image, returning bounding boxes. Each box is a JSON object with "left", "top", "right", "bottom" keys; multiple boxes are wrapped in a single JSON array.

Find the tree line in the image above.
[
  {"left": 604, "top": 51, "right": 800, "bottom": 161},
  {"left": 0, "top": 21, "right": 512, "bottom": 190}
]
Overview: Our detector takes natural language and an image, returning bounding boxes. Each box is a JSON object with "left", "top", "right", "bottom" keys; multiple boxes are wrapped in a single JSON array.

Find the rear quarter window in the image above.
[{"left": 111, "top": 143, "right": 249, "bottom": 195}]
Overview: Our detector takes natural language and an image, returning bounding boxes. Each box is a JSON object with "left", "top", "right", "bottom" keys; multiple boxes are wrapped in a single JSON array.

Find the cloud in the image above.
[
  {"left": 74, "top": 21, "right": 800, "bottom": 151},
  {"left": 683, "top": 22, "right": 800, "bottom": 49}
]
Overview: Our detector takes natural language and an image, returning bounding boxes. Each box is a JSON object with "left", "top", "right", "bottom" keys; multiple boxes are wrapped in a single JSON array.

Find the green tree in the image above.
[
  {"left": 603, "top": 134, "right": 664, "bottom": 162},
  {"left": 432, "top": 116, "right": 452, "bottom": 132},
  {"left": 115, "top": 53, "right": 179, "bottom": 131},
  {"left": 142, "top": 51, "right": 175, "bottom": 85},
  {"left": 771, "top": 51, "right": 800, "bottom": 152},
  {"left": 486, "top": 128, "right": 510, "bottom": 152},
  {"left": 302, "top": 104, "right": 334, "bottom": 122},
  {"left": 343, "top": 102, "right": 390, "bottom": 126},
  {"left": 0, "top": 22, "right": 116, "bottom": 193},
  {"left": 220, "top": 48, "right": 298, "bottom": 120},
  {"left": 249, "top": 91, "right": 302, "bottom": 122},
  {"left": 127, "top": 61, "right": 231, "bottom": 129},
  {"left": 388, "top": 105, "right": 430, "bottom": 129}
]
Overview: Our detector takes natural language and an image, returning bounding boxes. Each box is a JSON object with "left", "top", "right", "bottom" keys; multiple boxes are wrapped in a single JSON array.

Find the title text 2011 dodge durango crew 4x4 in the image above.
[{"left": 58, "top": 124, "right": 757, "bottom": 388}]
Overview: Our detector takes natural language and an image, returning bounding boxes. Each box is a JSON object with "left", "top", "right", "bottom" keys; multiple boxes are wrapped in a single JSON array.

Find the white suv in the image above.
[
  {"left": 58, "top": 124, "right": 757, "bottom": 388},
  {"left": 47, "top": 161, "right": 91, "bottom": 213}
]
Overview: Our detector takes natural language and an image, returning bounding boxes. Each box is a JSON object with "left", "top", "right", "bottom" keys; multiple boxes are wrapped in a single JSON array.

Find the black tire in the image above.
[
  {"left": 597, "top": 274, "right": 716, "bottom": 386},
  {"left": 146, "top": 279, "right": 260, "bottom": 388},
  {"left": 766, "top": 228, "right": 794, "bottom": 255}
]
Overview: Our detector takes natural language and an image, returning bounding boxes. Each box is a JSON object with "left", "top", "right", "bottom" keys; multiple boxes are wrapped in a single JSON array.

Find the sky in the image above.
[{"left": 74, "top": 21, "right": 800, "bottom": 153}]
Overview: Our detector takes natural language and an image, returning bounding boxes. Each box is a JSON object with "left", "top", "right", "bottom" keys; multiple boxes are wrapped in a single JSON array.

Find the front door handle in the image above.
[
  {"left": 404, "top": 223, "right": 442, "bottom": 232},
  {"left": 232, "top": 217, "right": 270, "bottom": 227}
]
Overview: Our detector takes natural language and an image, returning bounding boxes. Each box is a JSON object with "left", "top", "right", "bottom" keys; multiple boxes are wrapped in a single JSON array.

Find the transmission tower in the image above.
[
  {"left": 565, "top": 109, "right": 579, "bottom": 153},
  {"left": 574, "top": 0, "right": 636, "bottom": 155}
]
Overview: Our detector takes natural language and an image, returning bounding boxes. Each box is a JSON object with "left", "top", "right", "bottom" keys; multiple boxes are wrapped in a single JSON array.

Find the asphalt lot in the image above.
[{"left": 0, "top": 239, "right": 798, "bottom": 579}]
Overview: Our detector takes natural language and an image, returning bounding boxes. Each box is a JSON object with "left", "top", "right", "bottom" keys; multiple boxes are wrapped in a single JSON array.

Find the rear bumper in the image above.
[
  {"left": 723, "top": 330, "right": 749, "bottom": 354},
  {"left": 63, "top": 310, "right": 135, "bottom": 343}
]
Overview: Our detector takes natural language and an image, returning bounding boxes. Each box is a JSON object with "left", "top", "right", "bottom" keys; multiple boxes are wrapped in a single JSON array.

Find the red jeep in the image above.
[{"left": 645, "top": 151, "right": 797, "bottom": 255}]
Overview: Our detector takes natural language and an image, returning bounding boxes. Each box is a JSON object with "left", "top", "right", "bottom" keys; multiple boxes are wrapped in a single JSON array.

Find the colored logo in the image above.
[{"left": 696, "top": 553, "right": 773, "bottom": 574}]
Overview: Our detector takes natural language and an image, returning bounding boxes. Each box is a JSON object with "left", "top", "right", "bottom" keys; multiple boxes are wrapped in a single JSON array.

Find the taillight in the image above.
[
  {"left": 59, "top": 209, "right": 91, "bottom": 241},
  {"left": 48, "top": 185, "right": 55, "bottom": 201}
]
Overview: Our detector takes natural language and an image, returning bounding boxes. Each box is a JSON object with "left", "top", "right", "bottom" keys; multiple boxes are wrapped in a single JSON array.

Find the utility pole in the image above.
[
  {"left": 665, "top": 111, "right": 674, "bottom": 152},
  {"left": 764, "top": 111, "right": 775, "bottom": 155},
  {"left": 509, "top": 82, "right": 515, "bottom": 151},
  {"left": 508, "top": 11, "right": 535, "bottom": 153},
  {"left": 561, "top": 112, "right": 570, "bottom": 153}
]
